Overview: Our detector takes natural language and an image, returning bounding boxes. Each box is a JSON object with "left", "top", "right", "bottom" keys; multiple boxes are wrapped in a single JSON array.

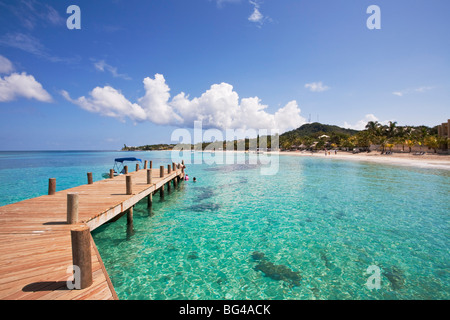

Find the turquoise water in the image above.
[
  {"left": 0, "top": 151, "right": 171, "bottom": 206},
  {"left": 1, "top": 151, "right": 449, "bottom": 299}
]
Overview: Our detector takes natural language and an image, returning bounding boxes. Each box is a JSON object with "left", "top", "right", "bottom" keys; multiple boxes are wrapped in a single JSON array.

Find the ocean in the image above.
[{"left": 0, "top": 150, "right": 449, "bottom": 299}]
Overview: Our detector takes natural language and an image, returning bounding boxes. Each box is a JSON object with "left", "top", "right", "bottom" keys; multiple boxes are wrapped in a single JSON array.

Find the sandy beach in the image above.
[{"left": 274, "top": 150, "right": 450, "bottom": 171}]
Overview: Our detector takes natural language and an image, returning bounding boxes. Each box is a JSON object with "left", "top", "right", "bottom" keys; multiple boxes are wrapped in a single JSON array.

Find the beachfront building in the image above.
[{"left": 437, "top": 119, "right": 450, "bottom": 149}]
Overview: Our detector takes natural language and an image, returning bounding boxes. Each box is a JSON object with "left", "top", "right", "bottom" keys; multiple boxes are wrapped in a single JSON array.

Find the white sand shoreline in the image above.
[{"left": 272, "top": 150, "right": 450, "bottom": 171}]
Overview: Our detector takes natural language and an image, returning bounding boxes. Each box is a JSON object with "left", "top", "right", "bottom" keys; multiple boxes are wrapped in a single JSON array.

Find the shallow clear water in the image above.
[{"left": 1, "top": 151, "right": 449, "bottom": 299}]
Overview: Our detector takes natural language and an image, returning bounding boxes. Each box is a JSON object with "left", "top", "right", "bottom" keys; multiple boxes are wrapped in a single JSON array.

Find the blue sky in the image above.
[{"left": 0, "top": 0, "right": 449, "bottom": 150}]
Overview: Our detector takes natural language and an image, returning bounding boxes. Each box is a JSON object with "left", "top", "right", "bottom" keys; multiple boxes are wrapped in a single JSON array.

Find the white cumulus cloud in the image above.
[
  {"left": 305, "top": 81, "right": 330, "bottom": 92},
  {"left": 0, "top": 72, "right": 53, "bottom": 102},
  {"left": 63, "top": 74, "right": 306, "bottom": 133},
  {"left": 138, "top": 74, "right": 183, "bottom": 125},
  {"left": 61, "top": 86, "right": 146, "bottom": 123}
]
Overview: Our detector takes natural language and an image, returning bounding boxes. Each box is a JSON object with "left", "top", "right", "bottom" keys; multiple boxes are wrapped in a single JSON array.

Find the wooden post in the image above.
[
  {"left": 147, "top": 193, "right": 152, "bottom": 208},
  {"left": 48, "top": 178, "right": 56, "bottom": 195},
  {"left": 150, "top": 160, "right": 153, "bottom": 169},
  {"left": 126, "top": 175, "right": 133, "bottom": 195},
  {"left": 67, "top": 193, "right": 79, "bottom": 224},
  {"left": 124, "top": 165, "right": 128, "bottom": 174},
  {"left": 70, "top": 226, "right": 93, "bottom": 290},
  {"left": 160, "top": 184, "right": 164, "bottom": 199},
  {"left": 136, "top": 163, "right": 140, "bottom": 172},
  {"left": 87, "top": 172, "right": 93, "bottom": 185},
  {"left": 167, "top": 180, "right": 171, "bottom": 193},
  {"left": 127, "top": 206, "right": 134, "bottom": 237},
  {"left": 144, "top": 160, "right": 148, "bottom": 169},
  {"left": 147, "top": 169, "right": 152, "bottom": 184},
  {"left": 109, "top": 169, "right": 114, "bottom": 179},
  {"left": 168, "top": 164, "right": 172, "bottom": 174},
  {"left": 172, "top": 162, "right": 176, "bottom": 171},
  {"left": 160, "top": 166, "right": 164, "bottom": 178},
  {"left": 127, "top": 206, "right": 133, "bottom": 225}
]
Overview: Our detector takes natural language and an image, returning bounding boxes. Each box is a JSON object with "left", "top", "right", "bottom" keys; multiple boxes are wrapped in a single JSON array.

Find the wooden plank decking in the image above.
[{"left": 0, "top": 165, "right": 184, "bottom": 300}]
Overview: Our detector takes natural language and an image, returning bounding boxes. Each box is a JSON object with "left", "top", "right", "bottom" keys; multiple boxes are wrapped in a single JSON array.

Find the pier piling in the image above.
[
  {"left": 70, "top": 225, "right": 93, "bottom": 289},
  {"left": 48, "top": 178, "right": 56, "bottom": 195},
  {"left": 109, "top": 169, "right": 114, "bottom": 179},
  {"left": 87, "top": 172, "right": 93, "bottom": 185},
  {"left": 126, "top": 175, "right": 133, "bottom": 195},
  {"left": 147, "top": 193, "right": 152, "bottom": 207},
  {"left": 147, "top": 169, "right": 152, "bottom": 184},
  {"left": 127, "top": 206, "right": 133, "bottom": 225},
  {"left": 160, "top": 184, "right": 164, "bottom": 199},
  {"left": 67, "top": 193, "right": 79, "bottom": 224},
  {"left": 160, "top": 166, "right": 164, "bottom": 178}
]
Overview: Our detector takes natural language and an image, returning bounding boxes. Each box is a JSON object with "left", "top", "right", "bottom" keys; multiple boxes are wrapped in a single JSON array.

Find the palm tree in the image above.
[
  {"left": 386, "top": 121, "right": 398, "bottom": 139},
  {"left": 293, "top": 137, "right": 303, "bottom": 149},
  {"left": 400, "top": 126, "right": 416, "bottom": 153},
  {"left": 395, "top": 127, "right": 406, "bottom": 151},
  {"left": 301, "top": 137, "right": 309, "bottom": 149},
  {"left": 355, "top": 131, "right": 371, "bottom": 149},
  {"left": 424, "top": 136, "right": 439, "bottom": 153},
  {"left": 365, "top": 121, "right": 382, "bottom": 148},
  {"left": 365, "top": 121, "right": 380, "bottom": 132},
  {"left": 405, "top": 139, "right": 416, "bottom": 153},
  {"left": 415, "top": 126, "right": 429, "bottom": 148},
  {"left": 281, "top": 140, "right": 292, "bottom": 151},
  {"left": 379, "top": 136, "right": 389, "bottom": 154}
]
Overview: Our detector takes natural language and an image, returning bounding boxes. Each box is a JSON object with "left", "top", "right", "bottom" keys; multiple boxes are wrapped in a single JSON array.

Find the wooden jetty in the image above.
[{"left": 0, "top": 162, "right": 185, "bottom": 300}]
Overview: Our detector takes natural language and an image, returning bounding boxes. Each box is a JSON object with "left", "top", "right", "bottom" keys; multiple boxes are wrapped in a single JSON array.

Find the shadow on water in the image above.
[
  {"left": 383, "top": 265, "right": 406, "bottom": 290},
  {"left": 188, "top": 202, "right": 221, "bottom": 212},
  {"left": 195, "top": 187, "right": 216, "bottom": 201},
  {"left": 251, "top": 251, "right": 302, "bottom": 287}
]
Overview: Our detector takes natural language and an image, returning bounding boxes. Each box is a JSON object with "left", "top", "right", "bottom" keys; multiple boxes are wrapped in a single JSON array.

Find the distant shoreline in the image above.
[
  {"left": 273, "top": 150, "right": 450, "bottom": 171},
  {"left": 2, "top": 149, "right": 448, "bottom": 171}
]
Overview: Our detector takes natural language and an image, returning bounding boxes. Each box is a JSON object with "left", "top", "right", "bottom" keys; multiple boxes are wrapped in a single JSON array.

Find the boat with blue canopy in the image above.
[{"left": 102, "top": 157, "right": 142, "bottom": 178}]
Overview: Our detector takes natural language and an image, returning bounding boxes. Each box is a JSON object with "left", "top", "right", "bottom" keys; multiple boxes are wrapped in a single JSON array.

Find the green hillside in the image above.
[{"left": 281, "top": 122, "right": 359, "bottom": 140}]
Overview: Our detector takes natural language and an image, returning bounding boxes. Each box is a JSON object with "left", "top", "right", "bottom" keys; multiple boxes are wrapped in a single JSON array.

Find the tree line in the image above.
[
  {"left": 279, "top": 121, "right": 448, "bottom": 153},
  {"left": 122, "top": 121, "right": 449, "bottom": 154}
]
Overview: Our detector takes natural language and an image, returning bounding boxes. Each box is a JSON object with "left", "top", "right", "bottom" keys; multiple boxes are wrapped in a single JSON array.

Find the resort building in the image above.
[
  {"left": 437, "top": 119, "right": 450, "bottom": 139},
  {"left": 437, "top": 119, "right": 450, "bottom": 149}
]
